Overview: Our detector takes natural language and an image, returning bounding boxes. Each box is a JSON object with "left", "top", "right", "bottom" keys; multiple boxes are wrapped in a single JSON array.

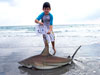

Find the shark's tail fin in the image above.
[{"left": 72, "top": 45, "right": 81, "bottom": 59}]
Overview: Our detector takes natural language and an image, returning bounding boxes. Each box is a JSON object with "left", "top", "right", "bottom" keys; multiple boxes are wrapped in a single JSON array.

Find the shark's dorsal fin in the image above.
[{"left": 41, "top": 46, "right": 51, "bottom": 56}]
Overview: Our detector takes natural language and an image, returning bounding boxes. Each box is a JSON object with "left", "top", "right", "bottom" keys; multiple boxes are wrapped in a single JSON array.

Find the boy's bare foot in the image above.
[{"left": 53, "top": 48, "right": 56, "bottom": 55}]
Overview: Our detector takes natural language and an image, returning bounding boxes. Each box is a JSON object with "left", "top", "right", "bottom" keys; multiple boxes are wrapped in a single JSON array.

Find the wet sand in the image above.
[{"left": 0, "top": 43, "right": 100, "bottom": 75}]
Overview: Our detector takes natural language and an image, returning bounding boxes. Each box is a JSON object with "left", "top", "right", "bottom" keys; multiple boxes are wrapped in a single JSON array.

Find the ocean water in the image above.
[{"left": 0, "top": 24, "right": 100, "bottom": 37}]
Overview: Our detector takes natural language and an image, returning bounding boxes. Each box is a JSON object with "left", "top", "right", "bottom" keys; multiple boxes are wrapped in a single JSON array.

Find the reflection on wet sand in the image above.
[{"left": 18, "top": 62, "right": 75, "bottom": 75}]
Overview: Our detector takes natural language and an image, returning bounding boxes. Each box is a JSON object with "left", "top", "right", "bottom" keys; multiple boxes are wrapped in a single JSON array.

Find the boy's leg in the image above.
[
  {"left": 41, "top": 35, "right": 49, "bottom": 56},
  {"left": 51, "top": 41, "right": 56, "bottom": 55},
  {"left": 43, "top": 35, "right": 49, "bottom": 47},
  {"left": 44, "top": 40, "right": 49, "bottom": 47},
  {"left": 49, "top": 31, "right": 56, "bottom": 55}
]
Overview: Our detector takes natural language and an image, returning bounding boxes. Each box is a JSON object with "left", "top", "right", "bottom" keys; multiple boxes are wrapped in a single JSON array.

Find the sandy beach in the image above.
[{"left": 0, "top": 37, "right": 100, "bottom": 75}]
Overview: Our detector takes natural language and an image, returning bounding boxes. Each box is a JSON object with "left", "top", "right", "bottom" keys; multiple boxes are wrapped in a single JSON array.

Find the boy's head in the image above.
[{"left": 43, "top": 2, "right": 51, "bottom": 15}]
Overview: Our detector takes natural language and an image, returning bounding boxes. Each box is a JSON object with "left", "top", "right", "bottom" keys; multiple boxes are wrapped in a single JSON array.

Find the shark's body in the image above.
[{"left": 18, "top": 46, "right": 81, "bottom": 69}]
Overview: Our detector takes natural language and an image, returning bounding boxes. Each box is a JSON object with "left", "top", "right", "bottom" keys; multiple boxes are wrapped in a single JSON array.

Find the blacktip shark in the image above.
[{"left": 18, "top": 46, "right": 81, "bottom": 69}]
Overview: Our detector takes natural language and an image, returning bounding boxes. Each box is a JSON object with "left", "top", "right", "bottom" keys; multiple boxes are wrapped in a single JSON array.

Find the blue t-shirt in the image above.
[{"left": 36, "top": 12, "right": 53, "bottom": 26}]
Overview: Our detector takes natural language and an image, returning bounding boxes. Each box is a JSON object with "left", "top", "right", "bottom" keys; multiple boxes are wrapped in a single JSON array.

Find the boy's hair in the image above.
[{"left": 43, "top": 2, "right": 51, "bottom": 9}]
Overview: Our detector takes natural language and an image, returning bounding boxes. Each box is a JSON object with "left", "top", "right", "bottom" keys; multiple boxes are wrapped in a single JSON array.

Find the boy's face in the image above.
[{"left": 43, "top": 7, "right": 51, "bottom": 15}]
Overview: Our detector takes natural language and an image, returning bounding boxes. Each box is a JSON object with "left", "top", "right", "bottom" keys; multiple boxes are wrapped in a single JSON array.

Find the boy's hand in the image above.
[
  {"left": 47, "top": 26, "right": 52, "bottom": 34},
  {"left": 35, "top": 19, "right": 43, "bottom": 25},
  {"left": 47, "top": 30, "right": 51, "bottom": 34},
  {"left": 39, "top": 22, "right": 43, "bottom": 25}
]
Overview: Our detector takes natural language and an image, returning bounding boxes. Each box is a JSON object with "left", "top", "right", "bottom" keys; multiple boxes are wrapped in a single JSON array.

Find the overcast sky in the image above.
[{"left": 0, "top": 0, "right": 100, "bottom": 26}]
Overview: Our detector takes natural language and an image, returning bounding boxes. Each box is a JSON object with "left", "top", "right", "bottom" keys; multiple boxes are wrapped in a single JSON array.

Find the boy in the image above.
[{"left": 35, "top": 2, "right": 56, "bottom": 55}]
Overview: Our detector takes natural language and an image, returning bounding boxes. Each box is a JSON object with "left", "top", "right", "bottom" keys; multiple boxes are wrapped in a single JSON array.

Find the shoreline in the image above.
[{"left": 0, "top": 43, "right": 100, "bottom": 75}]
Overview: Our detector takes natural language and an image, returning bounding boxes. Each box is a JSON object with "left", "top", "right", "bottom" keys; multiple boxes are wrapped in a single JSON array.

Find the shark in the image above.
[{"left": 18, "top": 46, "right": 81, "bottom": 69}]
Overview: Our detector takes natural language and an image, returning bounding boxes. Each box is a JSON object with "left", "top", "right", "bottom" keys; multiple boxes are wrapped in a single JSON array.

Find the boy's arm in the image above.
[
  {"left": 35, "top": 12, "right": 44, "bottom": 25},
  {"left": 47, "top": 13, "right": 53, "bottom": 34}
]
